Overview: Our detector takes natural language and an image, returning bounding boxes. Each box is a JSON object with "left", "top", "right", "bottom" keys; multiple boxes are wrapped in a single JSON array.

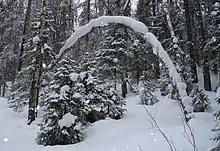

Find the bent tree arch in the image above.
[
  {"left": 58, "top": 16, "right": 189, "bottom": 120},
  {"left": 58, "top": 16, "right": 182, "bottom": 85}
]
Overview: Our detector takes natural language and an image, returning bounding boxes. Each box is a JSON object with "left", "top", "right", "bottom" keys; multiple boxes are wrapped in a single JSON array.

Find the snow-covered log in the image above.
[{"left": 58, "top": 16, "right": 181, "bottom": 84}]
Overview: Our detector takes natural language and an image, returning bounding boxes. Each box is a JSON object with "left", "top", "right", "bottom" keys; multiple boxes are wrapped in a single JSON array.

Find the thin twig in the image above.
[
  {"left": 180, "top": 114, "right": 198, "bottom": 151},
  {"left": 143, "top": 105, "right": 177, "bottom": 151},
  {"left": 138, "top": 145, "right": 143, "bottom": 151}
]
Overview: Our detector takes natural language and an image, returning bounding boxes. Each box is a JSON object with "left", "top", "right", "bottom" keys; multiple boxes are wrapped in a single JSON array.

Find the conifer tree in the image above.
[
  {"left": 37, "top": 59, "right": 87, "bottom": 146},
  {"left": 74, "top": 53, "right": 126, "bottom": 121},
  {"left": 189, "top": 85, "right": 210, "bottom": 112},
  {"left": 8, "top": 67, "right": 32, "bottom": 112},
  {"left": 140, "top": 82, "right": 158, "bottom": 105}
]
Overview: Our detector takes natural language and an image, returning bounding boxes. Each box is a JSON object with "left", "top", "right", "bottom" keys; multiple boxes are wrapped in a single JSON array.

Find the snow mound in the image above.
[{"left": 58, "top": 112, "right": 77, "bottom": 129}]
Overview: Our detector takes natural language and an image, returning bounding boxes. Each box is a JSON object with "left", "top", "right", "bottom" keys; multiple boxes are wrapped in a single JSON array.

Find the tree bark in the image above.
[
  {"left": 18, "top": 0, "right": 32, "bottom": 71},
  {"left": 0, "top": 84, "right": 1, "bottom": 97},
  {"left": 183, "top": 0, "right": 198, "bottom": 83},
  {"left": 195, "top": 0, "right": 212, "bottom": 91},
  {"left": 28, "top": 43, "right": 42, "bottom": 125},
  {"left": 2, "top": 82, "right": 6, "bottom": 97}
]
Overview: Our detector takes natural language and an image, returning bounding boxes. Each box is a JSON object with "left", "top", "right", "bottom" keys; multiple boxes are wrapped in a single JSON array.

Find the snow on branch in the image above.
[{"left": 58, "top": 16, "right": 182, "bottom": 84}]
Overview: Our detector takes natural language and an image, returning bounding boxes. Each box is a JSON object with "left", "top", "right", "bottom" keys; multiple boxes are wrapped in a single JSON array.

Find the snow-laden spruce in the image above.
[
  {"left": 212, "top": 87, "right": 220, "bottom": 150},
  {"left": 37, "top": 60, "right": 86, "bottom": 146},
  {"left": 140, "top": 83, "right": 158, "bottom": 105}
]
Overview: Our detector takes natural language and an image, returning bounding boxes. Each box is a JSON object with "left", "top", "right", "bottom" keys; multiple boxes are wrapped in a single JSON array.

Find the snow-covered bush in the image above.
[
  {"left": 71, "top": 68, "right": 126, "bottom": 121},
  {"left": 189, "top": 85, "right": 210, "bottom": 112},
  {"left": 157, "top": 60, "right": 179, "bottom": 100},
  {"left": 212, "top": 87, "right": 220, "bottom": 149},
  {"left": 139, "top": 83, "right": 159, "bottom": 105},
  {"left": 37, "top": 60, "right": 87, "bottom": 146},
  {"left": 8, "top": 68, "right": 32, "bottom": 112}
]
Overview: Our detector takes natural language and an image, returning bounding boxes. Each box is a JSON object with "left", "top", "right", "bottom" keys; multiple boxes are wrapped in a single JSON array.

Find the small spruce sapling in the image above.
[
  {"left": 37, "top": 59, "right": 86, "bottom": 146},
  {"left": 140, "top": 81, "right": 159, "bottom": 105},
  {"left": 189, "top": 85, "right": 210, "bottom": 112}
]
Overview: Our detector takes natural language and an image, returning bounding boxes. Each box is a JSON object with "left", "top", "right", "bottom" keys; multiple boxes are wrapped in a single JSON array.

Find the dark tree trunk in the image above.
[
  {"left": 98, "top": 0, "right": 104, "bottom": 16},
  {"left": 195, "top": 0, "right": 212, "bottom": 91},
  {"left": 123, "top": 0, "right": 131, "bottom": 16},
  {"left": 136, "top": 70, "right": 140, "bottom": 85},
  {"left": 122, "top": 80, "right": 127, "bottom": 98},
  {"left": 28, "top": 43, "right": 43, "bottom": 125},
  {"left": 0, "top": 84, "right": 1, "bottom": 97},
  {"left": 152, "top": 0, "right": 156, "bottom": 17},
  {"left": 2, "top": 82, "right": 6, "bottom": 97},
  {"left": 18, "top": 0, "right": 32, "bottom": 71},
  {"left": 183, "top": 0, "right": 198, "bottom": 83}
]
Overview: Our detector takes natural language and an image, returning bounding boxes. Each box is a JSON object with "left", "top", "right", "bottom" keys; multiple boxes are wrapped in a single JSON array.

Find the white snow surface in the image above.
[
  {"left": 58, "top": 113, "right": 77, "bottom": 129},
  {"left": 58, "top": 16, "right": 181, "bottom": 84},
  {"left": 0, "top": 93, "right": 216, "bottom": 151}
]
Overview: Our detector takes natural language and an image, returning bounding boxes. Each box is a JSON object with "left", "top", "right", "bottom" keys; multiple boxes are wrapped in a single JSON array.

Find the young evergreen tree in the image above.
[
  {"left": 211, "top": 88, "right": 220, "bottom": 151},
  {"left": 189, "top": 85, "right": 210, "bottom": 112},
  {"left": 37, "top": 59, "right": 87, "bottom": 146},
  {"left": 74, "top": 53, "right": 126, "bottom": 121},
  {"left": 140, "top": 82, "right": 158, "bottom": 105},
  {"left": 96, "top": 23, "right": 132, "bottom": 98},
  {"left": 8, "top": 67, "right": 32, "bottom": 112}
]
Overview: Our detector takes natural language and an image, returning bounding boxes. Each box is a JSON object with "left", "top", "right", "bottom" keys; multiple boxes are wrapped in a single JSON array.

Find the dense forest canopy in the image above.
[{"left": 0, "top": 0, "right": 220, "bottom": 150}]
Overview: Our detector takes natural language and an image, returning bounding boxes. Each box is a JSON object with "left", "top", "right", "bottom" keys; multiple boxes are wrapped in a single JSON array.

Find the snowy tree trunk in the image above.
[
  {"left": 121, "top": 79, "right": 127, "bottom": 98},
  {"left": 98, "top": 0, "right": 104, "bottom": 16},
  {"left": 195, "top": 0, "right": 212, "bottom": 91},
  {"left": 164, "top": 1, "right": 175, "bottom": 38},
  {"left": 28, "top": 43, "right": 42, "bottom": 124},
  {"left": 0, "top": 84, "right": 1, "bottom": 97},
  {"left": 183, "top": 0, "right": 198, "bottom": 83},
  {"left": 28, "top": 43, "right": 43, "bottom": 124},
  {"left": 18, "top": 0, "right": 32, "bottom": 71},
  {"left": 2, "top": 82, "right": 6, "bottom": 97}
]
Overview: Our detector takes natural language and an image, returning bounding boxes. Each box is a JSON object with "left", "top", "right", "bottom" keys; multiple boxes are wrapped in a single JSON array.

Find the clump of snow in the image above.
[
  {"left": 58, "top": 112, "right": 77, "bottom": 129},
  {"left": 182, "top": 96, "right": 193, "bottom": 107},
  {"left": 177, "top": 82, "right": 187, "bottom": 97},
  {"left": 60, "top": 85, "right": 70, "bottom": 94},
  {"left": 113, "top": 58, "right": 119, "bottom": 63},
  {"left": 173, "top": 37, "right": 178, "bottom": 43},
  {"left": 70, "top": 73, "right": 79, "bottom": 82},
  {"left": 214, "top": 2, "right": 220, "bottom": 8},
  {"left": 73, "top": 93, "right": 82, "bottom": 99},
  {"left": 42, "top": 63, "right": 46, "bottom": 69},
  {"left": 133, "top": 40, "right": 139, "bottom": 47},
  {"left": 173, "top": 44, "right": 178, "bottom": 49},
  {"left": 44, "top": 43, "right": 52, "bottom": 50},
  {"left": 167, "top": 84, "right": 173, "bottom": 91},
  {"left": 32, "top": 35, "right": 41, "bottom": 44},
  {"left": 185, "top": 105, "right": 193, "bottom": 113}
]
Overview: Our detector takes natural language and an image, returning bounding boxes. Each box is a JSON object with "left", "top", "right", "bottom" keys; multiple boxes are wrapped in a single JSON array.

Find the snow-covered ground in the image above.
[{"left": 0, "top": 93, "right": 217, "bottom": 151}]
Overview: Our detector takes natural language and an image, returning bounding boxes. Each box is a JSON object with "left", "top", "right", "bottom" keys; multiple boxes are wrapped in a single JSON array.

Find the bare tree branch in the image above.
[
  {"left": 180, "top": 115, "right": 198, "bottom": 151},
  {"left": 143, "top": 105, "right": 177, "bottom": 151}
]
